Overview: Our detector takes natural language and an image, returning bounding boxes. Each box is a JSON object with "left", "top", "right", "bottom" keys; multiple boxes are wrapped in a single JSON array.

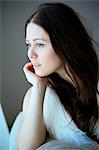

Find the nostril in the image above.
[{"left": 30, "top": 53, "right": 38, "bottom": 59}]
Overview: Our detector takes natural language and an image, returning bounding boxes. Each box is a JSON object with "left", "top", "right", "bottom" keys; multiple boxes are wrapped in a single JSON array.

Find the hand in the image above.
[{"left": 23, "top": 62, "right": 47, "bottom": 86}]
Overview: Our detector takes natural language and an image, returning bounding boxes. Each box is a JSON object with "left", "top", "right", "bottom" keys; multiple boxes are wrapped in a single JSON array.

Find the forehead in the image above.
[{"left": 26, "top": 22, "right": 49, "bottom": 40}]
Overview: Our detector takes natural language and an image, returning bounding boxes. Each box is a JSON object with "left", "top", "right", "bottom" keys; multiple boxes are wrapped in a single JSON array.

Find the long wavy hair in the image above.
[{"left": 25, "top": 3, "right": 99, "bottom": 143}]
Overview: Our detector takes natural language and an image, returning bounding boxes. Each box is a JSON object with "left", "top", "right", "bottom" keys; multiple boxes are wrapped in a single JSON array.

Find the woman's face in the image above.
[{"left": 26, "top": 22, "right": 64, "bottom": 77}]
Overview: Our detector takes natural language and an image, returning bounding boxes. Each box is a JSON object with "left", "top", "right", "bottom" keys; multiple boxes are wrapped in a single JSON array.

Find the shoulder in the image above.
[
  {"left": 44, "top": 86, "right": 60, "bottom": 102},
  {"left": 44, "top": 86, "right": 62, "bottom": 109},
  {"left": 43, "top": 86, "right": 70, "bottom": 126},
  {"left": 22, "top": 87, "right": 32, "bottom": 117},
  {"left": 43, "top": 86, "right": 61, "bottom": 115}
]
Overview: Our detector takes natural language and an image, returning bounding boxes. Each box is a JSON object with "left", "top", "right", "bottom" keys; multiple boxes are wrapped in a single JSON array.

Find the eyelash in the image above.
[
  {"left": 26, "top": 43, "right": 31, "bottom": 48},
  {"left": 36, "top": 43, "right": 45, "bottom": 48},
  {"left": 26, "top": 43, "right": 45, "bottom": 49}
]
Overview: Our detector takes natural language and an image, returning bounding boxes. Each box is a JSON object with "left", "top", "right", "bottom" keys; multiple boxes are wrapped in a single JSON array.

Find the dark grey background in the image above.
[{"left": 0, "top": 0, "right": 99, "bottom": 128}]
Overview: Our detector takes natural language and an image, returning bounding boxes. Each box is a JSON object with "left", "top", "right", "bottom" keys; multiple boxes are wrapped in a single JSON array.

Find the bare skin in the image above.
[{"left": 17, "top": 62, "right": 47, "bottom": 150}]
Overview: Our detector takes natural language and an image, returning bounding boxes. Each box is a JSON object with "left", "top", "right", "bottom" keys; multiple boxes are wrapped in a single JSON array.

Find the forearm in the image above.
[{"left": 17, "top": 84, "right": 46, "bottom": 150}]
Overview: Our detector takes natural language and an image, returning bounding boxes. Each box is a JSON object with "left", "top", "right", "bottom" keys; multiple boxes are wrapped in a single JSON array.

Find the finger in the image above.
[
  {"left": 23, "top": 64, "right": 36, "bottom": 78},
  {"left": 23, "top": 62, "right": 33, "bottom": 71},
  {"left": 23, "top": 62, "right": 32, "bottom": 69}
]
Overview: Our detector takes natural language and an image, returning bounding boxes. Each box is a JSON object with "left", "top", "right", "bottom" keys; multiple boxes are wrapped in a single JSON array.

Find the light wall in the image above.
[{"left": 1, "top": 0, "right": 99, "bottom": 128}]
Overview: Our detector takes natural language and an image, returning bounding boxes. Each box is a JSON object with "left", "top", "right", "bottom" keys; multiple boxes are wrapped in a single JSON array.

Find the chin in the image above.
[
  {"left": 35, "top": 71, "right": 49, "bottom": 78},
  {"left": 35, "top": 72, "right": 45, "bottom": 77}
]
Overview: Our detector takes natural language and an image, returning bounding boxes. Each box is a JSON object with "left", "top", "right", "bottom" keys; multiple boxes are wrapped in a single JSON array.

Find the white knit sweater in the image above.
[{"left": 43, "top": 86, "right": 99, "bottom": 147}]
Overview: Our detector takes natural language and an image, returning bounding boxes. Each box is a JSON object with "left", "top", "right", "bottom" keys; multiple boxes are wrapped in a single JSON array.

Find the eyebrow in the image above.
[{"left": 25, "top": 38, "right": 47, "bottom": 43}]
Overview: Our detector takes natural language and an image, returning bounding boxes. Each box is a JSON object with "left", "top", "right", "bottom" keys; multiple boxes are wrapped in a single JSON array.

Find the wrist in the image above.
[
  {"left": 31, "top": 81, "right": 47, "bottom": 95},
  {"left": 33, "top": 78, "right": 47, "bottom": 88}
]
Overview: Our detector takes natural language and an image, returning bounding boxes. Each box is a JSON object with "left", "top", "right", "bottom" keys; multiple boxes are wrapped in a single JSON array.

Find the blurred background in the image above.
[{"left": 0, "top": 0, "right": 99, "bottom": 129}]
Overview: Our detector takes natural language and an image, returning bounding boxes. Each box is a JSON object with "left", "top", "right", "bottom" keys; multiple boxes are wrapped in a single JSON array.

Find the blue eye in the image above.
[
  {"left": 36, "top": 43, "right": 44, "bottom": 48},
  {"left": 26, "top": 43, "right": 31, "bottom": 48}
]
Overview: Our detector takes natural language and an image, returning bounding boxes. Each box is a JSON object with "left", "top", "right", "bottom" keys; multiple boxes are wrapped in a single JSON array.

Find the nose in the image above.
[{"left": 28, "top": 47, "right": 38, "bottom": 60}]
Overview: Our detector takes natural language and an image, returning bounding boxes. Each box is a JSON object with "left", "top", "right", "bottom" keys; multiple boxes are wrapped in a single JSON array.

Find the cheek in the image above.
[
  {"left": 43, "top": 51, "right": 62, "bottom": 69},
  {"left": 34, "top": 53, "right": 62, "bottom": 77},
  {"left": 39, "top": 46, "right": 62, "bottom": 68},
  {"left": 47, "top": 50, "right": 61, "bottom": 64}
]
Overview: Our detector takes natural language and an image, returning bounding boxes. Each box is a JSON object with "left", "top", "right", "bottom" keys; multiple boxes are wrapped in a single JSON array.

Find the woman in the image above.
[{"left": 17, "top": 3, "right": 99, "bottom": 150}]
